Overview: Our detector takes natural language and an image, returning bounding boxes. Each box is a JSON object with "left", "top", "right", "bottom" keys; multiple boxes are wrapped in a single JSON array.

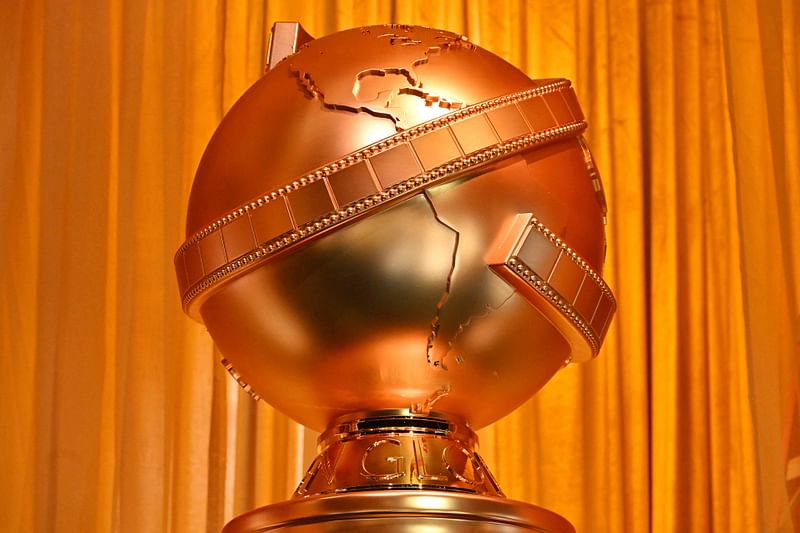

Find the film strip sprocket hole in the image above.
[
  {"left": 487, "top": 213, "right": 615, "bottom": 361},
  {"left": 176, "top": 80, "right": 591, "bottom": 312}
]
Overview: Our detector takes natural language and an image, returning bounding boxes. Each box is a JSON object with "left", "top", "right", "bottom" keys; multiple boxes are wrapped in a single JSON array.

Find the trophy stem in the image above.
[
  {"left": 222, "top": 411, "right": 576, "bottom": 532},
  {"left": 295, "top": 410, "right": 503, "bottom": 497}
]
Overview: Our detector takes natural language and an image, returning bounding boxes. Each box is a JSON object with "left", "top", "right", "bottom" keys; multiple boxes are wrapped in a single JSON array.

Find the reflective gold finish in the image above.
[
  {"left": 223, "top": 491, "right": 575, "bottom": 532},
  {"left": 295, "top": 410, "right": 502, "bottom": 498},
  {"left": 175, "top": 22, "right": 616, "bottom": 532}
]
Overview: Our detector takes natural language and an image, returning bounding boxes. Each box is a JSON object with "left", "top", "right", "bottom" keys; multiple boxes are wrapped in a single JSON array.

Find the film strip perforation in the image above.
[
  {"left": 177, "top": 80, "right": 593, "bottom": 308},
  {"left": 177, "top": 80, "right": 571, "bottom": 254},
  {"left": 507, "top": 256, "right": 600, "bottom": 354},
  {"left": 503, "top": 216, "right": 616, "bottom": 353},
  {"left": 180, "top": 122, "right": 587, "bottom": 308}
]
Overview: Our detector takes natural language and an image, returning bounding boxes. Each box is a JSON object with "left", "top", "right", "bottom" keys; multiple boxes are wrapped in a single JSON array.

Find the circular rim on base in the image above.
[{"left": 223, "top": 490, "right": 575, "bottom": 532}]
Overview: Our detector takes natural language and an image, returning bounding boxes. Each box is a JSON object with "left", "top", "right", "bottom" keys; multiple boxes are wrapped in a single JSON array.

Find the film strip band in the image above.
[
  {"left": 487, "top": 214, "right": 616, "bottom": 361},
  {"left": 176, "top": 79, "right": 594, "bottom": 314}
]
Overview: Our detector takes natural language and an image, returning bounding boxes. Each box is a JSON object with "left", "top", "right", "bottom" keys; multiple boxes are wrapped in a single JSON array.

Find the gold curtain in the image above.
[{"left": 1, "top": 0, "right": 797, "bottom": 531}]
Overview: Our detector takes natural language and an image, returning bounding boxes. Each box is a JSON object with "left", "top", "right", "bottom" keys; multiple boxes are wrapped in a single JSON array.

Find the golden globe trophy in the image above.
[{"left": 175, "top": 23, "right": 616, "bottom": 532}]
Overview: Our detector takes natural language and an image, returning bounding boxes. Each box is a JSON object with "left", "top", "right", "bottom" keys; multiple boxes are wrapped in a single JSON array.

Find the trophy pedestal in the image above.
[
  {"left": 175, "top": 24, "right": 615, "bottom": 533},
  {"left": 223, "top": 411, "right": 574, "bottom": 532},
  {"left": 222, "top": 491, "right": 574, "bottom": 532}
]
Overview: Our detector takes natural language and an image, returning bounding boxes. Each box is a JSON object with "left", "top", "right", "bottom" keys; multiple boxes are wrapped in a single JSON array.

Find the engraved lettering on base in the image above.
[
  {"left": 443, "top": 443, "right": 485, "bottom": 486},
  {"left": 361, "top": 439, "right": 406, "bottom": 481},
  {"left": 412, "top": 438, "right": 449, "bottom": 483}
]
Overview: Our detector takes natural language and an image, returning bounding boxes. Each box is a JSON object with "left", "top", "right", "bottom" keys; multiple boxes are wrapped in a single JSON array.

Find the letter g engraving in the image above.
[{"left": 360, "top": 439, "right": 406, "bottom": 481}]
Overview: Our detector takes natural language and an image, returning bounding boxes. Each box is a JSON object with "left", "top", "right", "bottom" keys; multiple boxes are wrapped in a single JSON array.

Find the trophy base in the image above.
[
  {"left": 294, "top": 410, "right": 504, "bottom": 497},
  {"left": 222, "top": 490, "right": 575, "bottom": 532},
  {"left": 223, "top": 411, "right": 574, "bottom": 532}
]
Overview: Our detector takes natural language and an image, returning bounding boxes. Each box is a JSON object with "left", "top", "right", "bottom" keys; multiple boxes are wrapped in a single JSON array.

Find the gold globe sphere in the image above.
[{"left": 175, "top": 24, "right": 615, "bottom": 434}]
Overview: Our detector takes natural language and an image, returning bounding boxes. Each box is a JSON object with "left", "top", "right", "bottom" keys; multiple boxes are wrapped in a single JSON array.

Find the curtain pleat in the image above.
[
  {"left": 1, "top": 1, "right": 796, "bottom": 531},
  {"left": 720, "top": 0, "right": 800, "bottom": 530}
]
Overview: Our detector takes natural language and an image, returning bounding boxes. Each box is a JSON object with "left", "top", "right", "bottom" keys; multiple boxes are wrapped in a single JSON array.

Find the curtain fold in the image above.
[
  {"left": 721, "top": 0, "right": 800, "bottom": 529},
  {"left": 1, "top": 1, "right": 796, "bottom": 531}
]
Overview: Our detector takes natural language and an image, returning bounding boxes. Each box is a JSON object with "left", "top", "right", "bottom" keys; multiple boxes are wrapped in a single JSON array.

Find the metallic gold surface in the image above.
[
  {"left": 266, "top": 22, "right": 313, "bottom": 70},
  {"left": 175, "top": 22, "right": 616, "bottom": 532},
  {"left": 295, "top": 411, "right": 502, "bottom": 497},
  {"left": 175, "top": 82, "right": 591, "bottom": 314},
  {"left": 222, "top": 491, "right": 575, "bottom": 533}
]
